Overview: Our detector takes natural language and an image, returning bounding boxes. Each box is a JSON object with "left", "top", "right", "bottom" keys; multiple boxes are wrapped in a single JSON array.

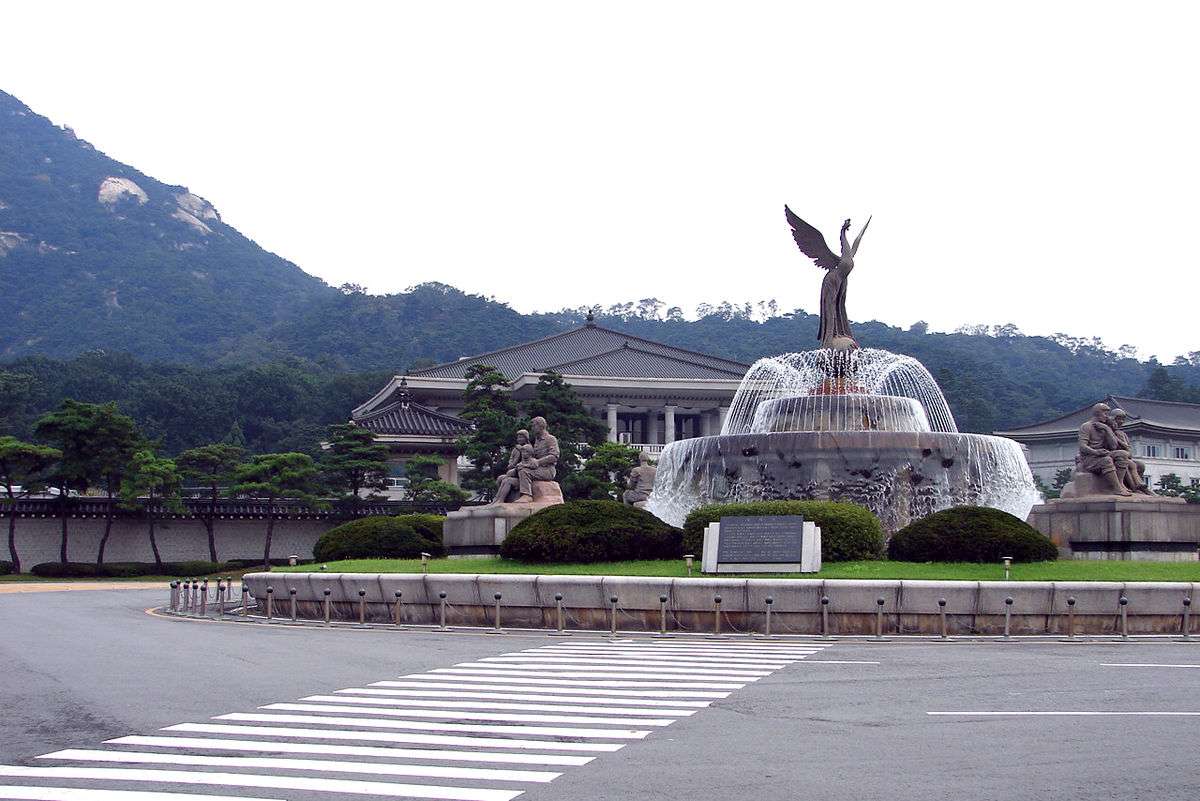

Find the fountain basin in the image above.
[{"left": 646, "top": 430, "right": 1039, "bottom": 533}]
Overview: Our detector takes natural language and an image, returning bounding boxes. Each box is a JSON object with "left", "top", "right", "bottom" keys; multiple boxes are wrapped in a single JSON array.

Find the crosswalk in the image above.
[{"left": 0, "top": 638, "right": 834, "bottom": 800}]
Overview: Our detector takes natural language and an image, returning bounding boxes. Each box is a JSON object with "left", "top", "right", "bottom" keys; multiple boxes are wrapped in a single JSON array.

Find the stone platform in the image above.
[
  {"left": 442, "top": 480, "right": 563, "bottom": 555},
  {"left": 1029, "top": 495, "right": 1200, "bottom": 561}
]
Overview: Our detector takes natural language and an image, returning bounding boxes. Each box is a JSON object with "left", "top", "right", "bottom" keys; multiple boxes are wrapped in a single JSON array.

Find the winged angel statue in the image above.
[{"left": 784, "top": 207, "right": 871, "bottom": 348}]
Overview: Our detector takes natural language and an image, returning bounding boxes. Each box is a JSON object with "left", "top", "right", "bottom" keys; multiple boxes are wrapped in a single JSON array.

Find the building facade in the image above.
[
  {"left": 997, "top": 395, "right": 1200, "bottom": 490},
  {"left": 350, "top": 316, "right": 750, "bottom": 495}
]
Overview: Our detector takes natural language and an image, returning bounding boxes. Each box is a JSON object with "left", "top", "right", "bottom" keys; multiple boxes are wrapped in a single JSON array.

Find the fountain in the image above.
[{"left": 645, "top": 211, "right": 1039, "bottom": 532}]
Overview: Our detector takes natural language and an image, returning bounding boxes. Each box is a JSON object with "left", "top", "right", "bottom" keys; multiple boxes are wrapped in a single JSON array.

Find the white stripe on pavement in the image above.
[
  {"left": 928, "top": 711, "right": 1200, "bottom": 716},
  {"left": 0, "top": 766, "right": 523, "bottom": 801},
  {"left": 370, "top": 680, "right": 730, "bottom": 698},
  {"left": 107, "top": 736, "right": 597, "bottom": 766},
  {"left": 430, "top": 668, "right": 755, "bottom": 683},
  {"left": 463, "top": 661, "right": 771, "bottom": 675},
  {"left": 216, "top": 713, "right": 652, "bottom": 739},
  {"left": 260, "top": 702, "right": 677, "bottom": 727},
  {"left": 305, "top": 695, "right": 698, "bottom": 716},
  {"left": 40, "top": 749, "right": 561, "bottom": 784},
  {"left": 341, "top": 688, "right": 712, "bottom": 707},
  {"left": 407, "top": 673, "right": 745, "bottom": 689},
  {"left": 0, "top": 789, "right": 282, "bottom": 801},
  {"left": 1100, "top": 663, "right": 1200, "bottom": 669},
  {"left": 479, "top": 657, "right": 780, "bottom": 672},
  {"left": 523, "top": 652, "right": 795, "bottom": 665},
  {"left": 165, "top": 723, "right": 625, "bottom": 752}
]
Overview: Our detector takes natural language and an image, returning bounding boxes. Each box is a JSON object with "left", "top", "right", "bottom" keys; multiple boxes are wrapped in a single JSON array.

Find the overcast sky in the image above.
[{"left": 2, "top": 2, "right": 1197, "bottom": 361}]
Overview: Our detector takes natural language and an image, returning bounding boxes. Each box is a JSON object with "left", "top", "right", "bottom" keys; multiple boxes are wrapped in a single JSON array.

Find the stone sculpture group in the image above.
[
  {"left": 1064, "top": 402, "right": 1153, "bottom": 498},
  {"left": 490, "top": 416, "right": 563, "bottom": 506}
]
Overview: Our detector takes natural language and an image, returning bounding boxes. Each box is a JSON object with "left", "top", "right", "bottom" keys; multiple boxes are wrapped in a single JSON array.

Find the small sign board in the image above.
[{"left": 701, "top": 514, "right": 821, "bottom": 573}]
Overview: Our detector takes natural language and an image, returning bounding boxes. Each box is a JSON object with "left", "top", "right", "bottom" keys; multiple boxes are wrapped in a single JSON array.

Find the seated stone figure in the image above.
[
  {"left": 1063, "top": 402, "right": 1132, "bottom": 497},
  {"left": 1108, "top": 408, "right": 1153, "bottom": 495},
  {"left": 622, "top": 451, "right": 657, "bottom": 508},
  {"left": 490, "top": 416, "right": 563, "bottom": 505}
]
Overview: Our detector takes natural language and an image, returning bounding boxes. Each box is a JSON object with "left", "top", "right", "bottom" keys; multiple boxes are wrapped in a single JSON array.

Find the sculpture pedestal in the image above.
[
  {"left": 1059, "top": 470, "right": 1177, "bottom": 501},
  {"left": 1028, "top": 496, "right": 1199, "bottom": 561},
  {"left": 443, "top": 481, "right": 563, "bottom": 555}
]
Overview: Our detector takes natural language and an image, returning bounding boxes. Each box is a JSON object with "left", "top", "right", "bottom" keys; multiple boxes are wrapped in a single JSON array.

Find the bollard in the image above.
[
  {"left": 420, "top": 552, "right": 430, "bottom": 574},
  {"left": 820, "top": 595, "right": 830, "bottom": 639},
  {"left": 1184, "top": 597, "right": 1192, "bottom": 641},
  {"left": 216, "top": 580, "right": 225, "bottom": 617},
  {"left": 358, "top": 589, "right": 367, "bottom": 625},
  {"left": 489, "top": 593, "right": 504, "bottom": 634},
  {"left": 938, "top": 598, "right": 948, "bottom": 639},
  {"left": 656, "top": 594, "right": 671, "bottom": 638},
  {"left": 607, "top": 595, "right": 619, "bottom": 638},
  {"left": 550, "top": 593, "right": 569, "bottom": 637},
  {"left": 683, "top": 555, "right": 694, "bottom": 578},
  {"left": 1003, "top": 596, "right": 1013, "bottom": 639},
  {"left": 764, "top": 596, "right": 775, "bottom": 639},
  {"left": 200, "top": 581, "right": 209, "bottom": 617},
  {"left": 711, "top": 595, "right": 723, "bottom": 638},
  {"left": 240, "top": 584, "right": 249, "bottom": 617},
  {"left": 438, "top": 591, "right": 448, "bottom": 630},
  {"left": 1119, "top": 595, "right": 1129, "bottom": 640},
  {"left": 1066, "top": 596, "right": 1076, "bottom": 640},
  {"left": 265, "top": 586, "right": 274, "bottom": 620},
  {"left": 181, "top": 581, "right": 190, "bottom": 611},
  {"left": 169, "top": 581, "right": 178, "bottom": 611},
  {"left": 192, "top": 580, "right": 200, "bottom": 611},
  {"left": 289, "top": 587, "right": 297, "bottom": 622},
  {"left": 875, "top": 597, "right": 885, "bottom": 640},
  {"left": 323, "top": 588, "right": 332, "bottom": 625},
  {"left": 1002, "top": 555, "right": 1013, "bottom": 581},
  {"left": 393, "top": 591, "right": 404, "bottom": 628}
]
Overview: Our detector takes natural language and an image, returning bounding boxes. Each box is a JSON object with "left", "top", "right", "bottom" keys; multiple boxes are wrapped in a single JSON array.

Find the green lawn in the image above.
[{"left": 277, "top": 557, "right": 1200, "bottom": 582}]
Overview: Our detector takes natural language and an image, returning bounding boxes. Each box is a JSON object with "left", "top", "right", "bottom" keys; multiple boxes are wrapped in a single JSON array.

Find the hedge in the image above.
[
  {"left": 501, "top": 500, "right": 683, "bottom": 563},
  {"left": 312, "top": 515, "right": 445, "bottom": 563},
  {"left": 683, "top": 500, "right": 885, "bottom": 562},
  {"left": 30, "top": 561, "right": 228, "bottom": 578},
  {"left": 887, "top": 506, "right": 1059, "bottom": 563},
  {"left": 0, "top": 560, "right": 12, "bottom": 576}
]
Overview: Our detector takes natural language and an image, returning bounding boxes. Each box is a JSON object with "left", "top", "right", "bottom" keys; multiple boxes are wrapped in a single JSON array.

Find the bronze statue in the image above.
[
  {"left": 622, "top": 451, "right": 657, "bottom": 508},
  {"left": 1075, "top": 403, "right": 1133, "bottom": 496},
  {"left": 784, "top": 207, "right": 871, "bottom": 348},
  {"left": 1108, "top": 408, "right": 1153, "bottom": 495},
  {"left": 491, "top": 417, "right": 560, "bottom": 504}
]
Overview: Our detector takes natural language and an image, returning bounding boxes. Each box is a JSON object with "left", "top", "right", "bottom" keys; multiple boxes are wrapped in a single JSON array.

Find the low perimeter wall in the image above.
[{"left": 241, "top": 573, "right": 1200, "bottom": 636}]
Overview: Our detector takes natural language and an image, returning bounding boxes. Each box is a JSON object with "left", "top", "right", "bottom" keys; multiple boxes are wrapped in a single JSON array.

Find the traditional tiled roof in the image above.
[
  {"left": 354, "top": 399, "right": 472, "bottom": 437},
  {"left": 998, "top": 395, "right": 1200, "bottom": 437},
  {"left": 412, "top": 321, "right": 748, "bottom": 381}
]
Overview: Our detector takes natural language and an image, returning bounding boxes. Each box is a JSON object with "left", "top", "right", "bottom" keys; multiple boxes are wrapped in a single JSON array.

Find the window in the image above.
[
  {"left": 1144, "top": 445, "right": 1159, "bottom": 458},
  {"left": 1191, "top": 478, "right": 1200, "bottom": 488},
  {"left": 1174, "top": 447, "right": 1191, "bottom": 460}
]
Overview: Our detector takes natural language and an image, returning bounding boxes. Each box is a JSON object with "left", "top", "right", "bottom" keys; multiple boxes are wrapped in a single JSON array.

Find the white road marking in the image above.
[
  {"left": 411, "top": 672, "right": 746, "bottom": 689},
  {"left": 0, "top": 789, "right": 281, "bottom": 801},
  {"left": 260, "top": 702, "right": 677, "bottom": 727},
  {"left": 305, "top": 695, "right": 697, "bottom": 716},
  {"left": 40, "top": 749, "right": 561, "bottom": 783},
  {"left": 480, "top": 657, "right": 780, "bottom": 672},
  {"left": 431, "top": 667, "right": 756, "bottom": 683},
  {"left": 791, "top": 660, "right": 880, "bottom": 665},
  {"left": 107, "top": 736, "right": 596, "bottom": 766},
  {"left": 526, "top": 651, "right": 795, "bottom": 665},
  {"left": 217, "top": 712, "right": 652, "bottom": 739},
  {"left": 0, "top": 766, "right": 523, "bottom": 801},
  {"left": 341, "top": 687, "right": 713, "bottom": 707},
  {"left": 928, "top": 711, "right": 1200, "bottom": 717},
  {"left": 1100, "top": 663, "right": 1200, "bottom": 669},
  {"left": 166, "top": 723, "right": 625, "bottom": 752},
  {"left": 370, "top": 680, "right": 730, "bottom": 698}
]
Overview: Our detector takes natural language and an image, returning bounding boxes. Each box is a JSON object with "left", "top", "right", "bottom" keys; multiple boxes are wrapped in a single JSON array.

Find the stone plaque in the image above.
[{"left": 715, "top": 515, "right": 805, "bottom": 564}]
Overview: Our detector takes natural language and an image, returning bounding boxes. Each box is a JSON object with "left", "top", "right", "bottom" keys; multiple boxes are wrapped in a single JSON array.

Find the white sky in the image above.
[{"left": 2, "top": 1, "right": 1197, "bottom": 361}]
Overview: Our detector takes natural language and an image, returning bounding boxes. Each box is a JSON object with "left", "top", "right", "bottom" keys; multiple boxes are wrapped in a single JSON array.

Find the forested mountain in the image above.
[{"left": 2, "top": 88, "right": 1198, "bottom": 454}]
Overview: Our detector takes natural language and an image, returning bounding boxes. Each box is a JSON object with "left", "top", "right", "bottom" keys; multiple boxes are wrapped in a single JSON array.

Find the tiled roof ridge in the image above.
[
  {"left": 355, "top": 398, "right": 470, "bottom": 428},
  {"left": 1109, "top": 394, "right": 1200, "bottom": 410},
  {"left": 545, "top": 342, "right": 744, "bottom": 376},
  {"left": 409, "top": 326, "right": 585, "bottom": 376}
]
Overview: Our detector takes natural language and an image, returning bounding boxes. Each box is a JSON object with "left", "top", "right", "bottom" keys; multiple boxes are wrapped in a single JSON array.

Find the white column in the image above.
[
  {"left": 646, "top": 409, "right": 659, "bottom": 445},
  {"left": 718, "top": 406, "right": 729, "bottom": 433},
  {"left": 606, "top": 403, "right": 618, "bottom": 442},
  {"left": 664, "top": 404, "right": 676, "bottom": 444},
  {"left": 701, "top": 410, "right": 713, "bottom": 437}
]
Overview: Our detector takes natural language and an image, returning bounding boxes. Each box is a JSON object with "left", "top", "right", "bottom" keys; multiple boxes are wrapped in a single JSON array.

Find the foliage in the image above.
[
  {"left": 1140, "top": 367, "right": 1200, "bottom": 404},
  {"left": 1154, "top": 473, "right": 1200, "bottom": 503},
  {"left": 177, "top": 442, "right": 245, "bottom": 561},
  {"left": 29, "top": 560, "right": 227, "bottom": 578},
  {"left": 0, "top": 560, "right": 12, "bottom": 576},
  {"left": 228, "top": 452, "right": 326, "bottom": 569},
  {"left": 0, "top": 435, "right": 61, "bottom": 574},
  {"left": 500, "top": 500, "right": 683, "bottom": 563},
  {"left": 570, "top": 441, "right": 643, "bottom": 501},
  {"left": 402, "top": 454, "right": 468, "bottom": 504},
  {"left": 312, "top": 515, "right": 445, "bottom": 562},
  {"left": 120, "top": 450, "right": 184, "bottom": 567},
  {"left": 523, "top": 371, "right": 609, "bottom": 498},
  {"left": 320, "top": 423, "right": 390, "bottom": 505},
  {"left": 887, "top": 506, "right": 1059, "bottom": 563},
  {"left": 457, "top": 364, "right": 522, "bottom": 499},
  {"left": 682, "top": 500, "right": 885, "bottom": 562}
]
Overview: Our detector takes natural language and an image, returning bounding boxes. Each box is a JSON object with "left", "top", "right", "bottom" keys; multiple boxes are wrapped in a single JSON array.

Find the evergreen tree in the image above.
[
  {"left": 1140, "top": 367, "right": 1200, "bottom": 403},
  {"left": 523, "top": 371, "right": 609, "bottom": 498},
  {"left": 177, "top": 443, "right": 245, "bottom": 562},
  {"left": 0, "top": 436, "right": 61, "bottom": 573},
  {"left": 228, "top": 452, "right": 325, "bottom": 569},
  {"left": 120, "top": 450, "right": 183, "bottom": 568},
  {"left": 404, "top": 454, "right": 470, "bottom": 505},
  {"left": 574, "top": 441, "right": 642, "bottom": 500},
  {"left": 320, "top": 423, "right": 390, "bottom": 510},
  {"left": 457, "top": 364, "right": 523, "bottom": 500}
]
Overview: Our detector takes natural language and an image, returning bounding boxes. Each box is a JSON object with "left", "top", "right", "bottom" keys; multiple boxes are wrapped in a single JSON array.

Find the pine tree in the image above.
[
  {"left": 457, "top": 364, "right": 523, "bottom": 499},
  {"left": 0, "top": 436, "right": 60, "bottom": 573},
  {"left": 523, "top": 371, "right": 609, "bottom": 498},
  {"left": 177, "top": 443, "right": 245, "bottom": 561},
  {"left": 320, "top": 423, "right": 390, "bottom": 510}
]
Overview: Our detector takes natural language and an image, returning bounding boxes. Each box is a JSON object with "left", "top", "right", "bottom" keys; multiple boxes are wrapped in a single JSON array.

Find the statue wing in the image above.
[{"left": 784, "top": 206, "right": 839, "bottom": 270}]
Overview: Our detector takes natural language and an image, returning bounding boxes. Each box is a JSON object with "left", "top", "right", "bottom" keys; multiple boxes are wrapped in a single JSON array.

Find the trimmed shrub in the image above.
[
  {"left": 224, "top": 557, "right": 313, "bottom": 569},
  {"left": 888, "top": 506, "right": 1058, "bottom": 563},
  {"left": 0, "top": 560, "right": 12, "bottom": 576},
  {"left": 29, "top": 561, "right": 229, "bottom": 578},
  {"left": 501, "top": 500, "right": 683, "bottom": 563},
  {"left": 313, "top": 515, "right": 445, "bottom": 563},
  {"left": 683, "top": 500, "right": 885, "bottom": 562}
]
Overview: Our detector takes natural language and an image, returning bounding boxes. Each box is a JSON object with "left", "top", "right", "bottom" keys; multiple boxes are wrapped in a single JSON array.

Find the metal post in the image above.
[
  {"left": 169, "top": 581, "right": 178, "bottom": 611},
  {"left": 607, "top": 596, "right": 619, "bottom": 638},
  {"left": 289, "top": 587, "right": 297, "bottom": 622},
  {"left": 265, "top": 586, "right": 274, "bottom": 621},
  {"left": 1003, "top": 596, "right": 1013, "bottom": 639},
  {"left": 820, "top": 595, "right": 830, "bottom": 639},
  {"left": 216, "top": 580, "right": 225, "bottom": 618},
  {"left": 938, "top": 598, "right": 948, "bottom": 639},
  {"left": 358, "top": 589, "right": 367, "bottom": 625},
  {"left": 323, "top": 588, "right": 332, "bottom": 625},
  {"left": 1183, "top": 597, "right": 1192, "bottom": 641},
  {"left": 683, "top": 555, "right": 694, "bottom": 578},
  {"left": 240, "top": 584, "right": 249, "bottom": 617},
  {"left": 490, "top": 593, "right": 503, "bottom": 634},
  {"left": 765, "top": 596, "right": 775, "bottom": 639},
  {"left": 438, "top": 591, "right": 448, "bottom": 630},
  {"left": 200, "top": 580, "right": 209, "bottom": 617},
  {"left": 712, "top": 595, "right": 723, "bottom": 638},
  {"left": 394, "top": 591, "right": 404, "bottom": 628},
  {"left": 1002, "top": 556, "right": 1013, "bottom": 581},
  {"left": 420, "top": 552, "right": 430, "bottom": 574},
  {"left": 656, "top": 594, "right": 671, "bottom": 638},
  {"left": 192, "top": 581, "right": 200, "bottom": 610},
  {"left": 181, "top": 581, "right": 189, "bottom": 611},
  {"left": 1066, "top": 597, "right": 1076, "bottom": 640},
  {"left": 550, "top": 593, "right": 569, "bottom": 637},
  {"left": 1119, "top": 595, "right": 1129, "bottom": 640}
]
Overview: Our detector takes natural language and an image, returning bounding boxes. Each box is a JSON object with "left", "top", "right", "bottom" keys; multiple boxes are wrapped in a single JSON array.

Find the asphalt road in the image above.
[{"left": 1, "top": 586, "right": 1198, "bottom": 801}]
